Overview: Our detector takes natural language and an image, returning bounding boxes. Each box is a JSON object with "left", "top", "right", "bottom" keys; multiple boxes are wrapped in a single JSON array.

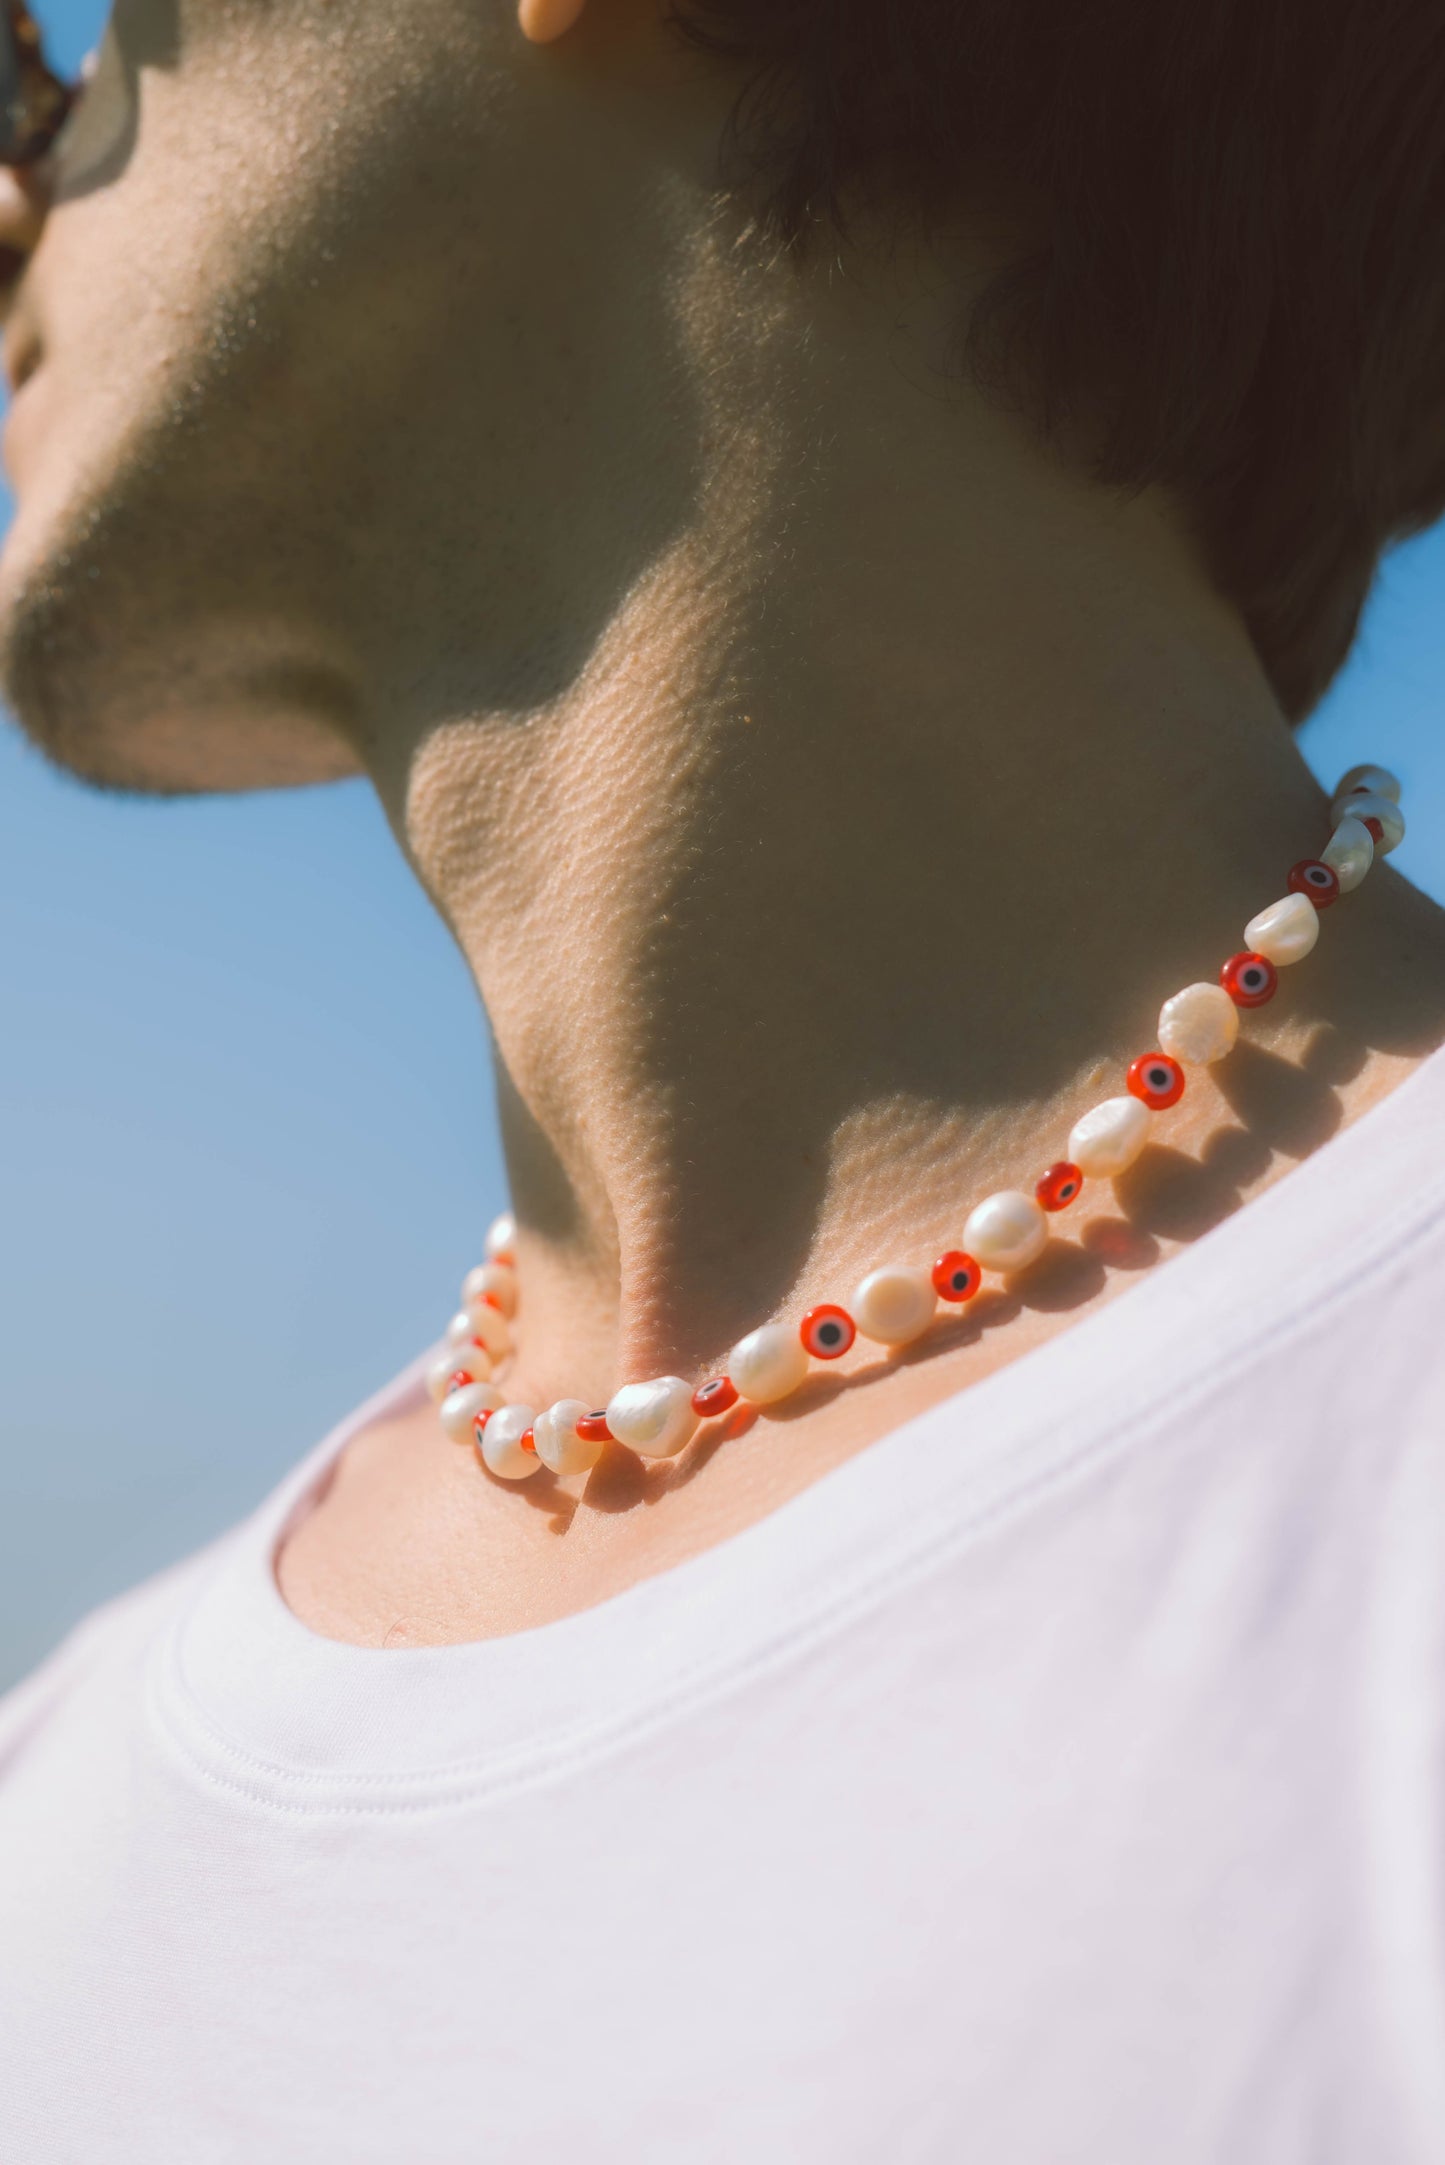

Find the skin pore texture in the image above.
[{"left": 3, "top": 0, "right": 1444, "bottom": 1647}]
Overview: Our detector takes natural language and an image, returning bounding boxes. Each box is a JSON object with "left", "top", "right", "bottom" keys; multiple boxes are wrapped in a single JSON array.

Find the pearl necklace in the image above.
[{"left": 429, "top": 766, "right": 1405, "bottom": 1481}]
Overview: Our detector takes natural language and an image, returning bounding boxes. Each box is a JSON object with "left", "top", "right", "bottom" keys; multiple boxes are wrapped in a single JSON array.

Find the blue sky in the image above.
[{"left": 2, "top": 0, "right": 1444, "bottom": 1687}]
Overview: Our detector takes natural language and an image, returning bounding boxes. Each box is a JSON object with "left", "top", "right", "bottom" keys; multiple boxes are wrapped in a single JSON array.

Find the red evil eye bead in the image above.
[
  {"left": 576, "top": 1410, "right": 614, "bottom": 1445},
  {"left": 800, "top": 1304, "right": 856, "bottom": 1360},
  {"left": 1036, "top": 1162, "right": 1084, "bottom": 1212},
  {"left": 472, "top": 1407, "right": 493, "bottom": 1435},
  {"left": 1127, "top": 1052, "right": 1185, "bottom": 1111},
  {"left": 1220, "top": 950, "right": 1278, "bottom": 1008},
  {"left": 1287, "top": 858, "right": 1340, "bottom": 909},
  {"left": 932, "top": 1251, "right": 982, "bottom": 1302},
  {"left": 691, "top": 1376, "right": 739, "bottom": 1418}
]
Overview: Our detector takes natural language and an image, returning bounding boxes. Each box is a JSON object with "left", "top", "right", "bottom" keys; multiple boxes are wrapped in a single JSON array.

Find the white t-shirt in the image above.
[{"left": 4, "top": 1051, "right": 1445, "bottom": 2164}]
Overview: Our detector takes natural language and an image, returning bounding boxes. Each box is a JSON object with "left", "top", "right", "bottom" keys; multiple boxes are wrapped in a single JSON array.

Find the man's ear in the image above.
[{"left": 518, "top": 0, "right": 588, "bottom": 43}]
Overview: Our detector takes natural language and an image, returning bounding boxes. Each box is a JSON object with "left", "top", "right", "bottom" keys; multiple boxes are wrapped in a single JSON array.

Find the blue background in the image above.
[{"left": 2, "top": 2, "right": 1443, "bottom": 1689}]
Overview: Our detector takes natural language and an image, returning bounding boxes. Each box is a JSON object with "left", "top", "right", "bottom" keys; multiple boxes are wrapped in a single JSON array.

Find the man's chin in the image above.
[{"left": 0, "top": 497, "right": 365, "bottom": 797}]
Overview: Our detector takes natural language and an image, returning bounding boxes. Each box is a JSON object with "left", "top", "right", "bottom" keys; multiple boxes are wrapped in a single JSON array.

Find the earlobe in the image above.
[{"left": 518, "top": 0, "right": 588, "bottom": 43}]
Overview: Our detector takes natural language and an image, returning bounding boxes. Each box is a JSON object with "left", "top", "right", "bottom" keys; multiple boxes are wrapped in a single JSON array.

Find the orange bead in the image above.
[
  {"left": 1220, "top": 951, "right": 1278, "bottom": 1008},
  {"left": 800, "top": 1305, "right": 855, "bottom": 1359},
  {"left": 691, "top": 1377, "right": 739, "bottom": 1418},
  {"left": 931, "top": 1252, "right": 981, "bottom": 1302},
  {"left": 1287, "top": 858, "right": 1340, "bottom": 908},
  {"left": 1036, "top": 1162, "right": 1084, "bottom": 1212},
  {"left": 1127, "top": 1052, "right": 1185, "bottom": 1109}
]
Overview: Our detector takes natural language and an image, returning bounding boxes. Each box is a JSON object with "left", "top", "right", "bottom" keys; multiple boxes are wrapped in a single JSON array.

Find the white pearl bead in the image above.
[
  {"left": 1320, "top": 814, "right": 1374, "bottom": 893},
  {"left": 1335, "top": 763, "right": 1401, "bottom": 804},
  {"left": 1068, "top": 1094, "right": 1151, "bottom": 1178},
  {"left": 1243, "top": 892, "right": 1320, "bottom": 966},
  {"left": 440, "top": 1379, "right": 504, "bottom": 1444},
  {"left": 478, "top": 1402, "right": 542, "bottom": 1481},
  {"left": 850, "top": 1266, "right": 938, "bottom": 1344},
  {"left": 605, "top": 1376, "right": 699, "bottom": 1458},
  {"left": 1158, "top": 981, "right": 1241, "bottom": 1063},
  {"left": 534, "top": 1398, "right": 604, "bottom": 1477},
  {"left": 1329, "top": 788, "right": 1404, "bottom": 855},
  {"left": 448, "top": 1301, "right": 510, "bottom": 1361},
  {"left": 427, "top": 1345, "right": 491, "bottom": 1402},
  {"left": 484, "top": 1211, "right": 517, "bottom": 1260},
  {"left": 462, "top": 1261, "right": 517, "bottom": 1320},
  {"left": 962, "top": 1191, "right": 1049, "bottom": 1274},
  {"left": 728, "top": 1322, "right": 811, "bottom": 1403}
]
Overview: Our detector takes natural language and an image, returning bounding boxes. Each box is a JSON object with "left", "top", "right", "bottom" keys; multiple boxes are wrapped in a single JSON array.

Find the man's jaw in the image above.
[{"left": 3, "top": 310, "right": 42, "bottom": 396}]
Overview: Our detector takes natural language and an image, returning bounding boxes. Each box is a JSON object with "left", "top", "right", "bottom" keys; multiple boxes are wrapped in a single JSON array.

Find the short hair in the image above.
[{"left": 671, "top": 1, "right": 1445, "bottom": 719}]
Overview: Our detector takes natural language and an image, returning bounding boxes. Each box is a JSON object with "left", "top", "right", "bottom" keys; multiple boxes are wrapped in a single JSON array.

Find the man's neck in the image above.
[{"left": 366, "top": 230, "right": 1445, "bottom": 1411}]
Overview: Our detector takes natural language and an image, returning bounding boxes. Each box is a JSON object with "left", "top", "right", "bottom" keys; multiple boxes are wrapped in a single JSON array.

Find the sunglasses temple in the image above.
[{"left": 0, "top": 5, "right": 75, "bottom": 169}]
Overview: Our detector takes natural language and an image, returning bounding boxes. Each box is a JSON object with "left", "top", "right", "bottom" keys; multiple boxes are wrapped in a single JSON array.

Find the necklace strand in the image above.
[{"left": 429, "top": 766, "right": 1405, "bottom": 1481}]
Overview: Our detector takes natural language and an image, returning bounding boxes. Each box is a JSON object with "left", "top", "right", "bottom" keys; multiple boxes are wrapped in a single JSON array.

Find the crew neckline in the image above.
[{"left": 151, "top": 1047, "right": 1445, "bottom": 1818}]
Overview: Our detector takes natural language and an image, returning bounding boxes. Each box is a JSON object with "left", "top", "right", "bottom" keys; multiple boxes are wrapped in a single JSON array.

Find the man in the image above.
[{"left": 2, "top": 0, "right": 1445, "bottom": 2157}]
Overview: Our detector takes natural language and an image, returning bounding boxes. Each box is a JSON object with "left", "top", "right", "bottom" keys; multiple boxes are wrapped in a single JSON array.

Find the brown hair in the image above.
[{"left": 672, "top": 0, "right": 1445, "bottom": 718}]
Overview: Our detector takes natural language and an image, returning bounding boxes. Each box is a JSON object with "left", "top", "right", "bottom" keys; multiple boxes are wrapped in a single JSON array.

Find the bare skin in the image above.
[{"left": 2, "top": 0, "right": 1442, "bottom": 1647}]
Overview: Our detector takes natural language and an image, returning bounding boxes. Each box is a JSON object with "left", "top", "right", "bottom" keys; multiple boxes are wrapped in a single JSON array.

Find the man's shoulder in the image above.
[{"left": 0, "top": 1535, "right": 233, "bottom": 1766}]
